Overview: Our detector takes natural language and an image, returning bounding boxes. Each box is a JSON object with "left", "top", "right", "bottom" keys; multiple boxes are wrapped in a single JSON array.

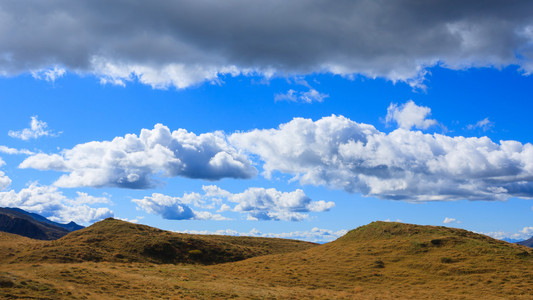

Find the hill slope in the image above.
[
  {"left": 518, "top": 236, "right": 533, "bottom": 247},
  {"left": 212, "top": 221, "right": 533, "bottom": 298},
  {"left": 9, "top": 218, "right": 316, "bottom": 265},
  {"left": 0, "top": 207, "right": 83, "bottom": 240},
  {"left": 1, "top": 221, "right": 532, "bottom": 299}
]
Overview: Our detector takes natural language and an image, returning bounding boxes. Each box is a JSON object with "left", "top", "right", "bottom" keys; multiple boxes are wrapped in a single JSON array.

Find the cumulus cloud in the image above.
[
  {"left": 0, "top": 1, "right": 532, "bottom": 88},
  {"left": 0, "top": 145, "right": 34, "bottom": 155},
  {"left": 386, "top": 100, "right": 437, "bottom": 130},
  {"left": 19, "top": 124, "right": 256, "bottom": 188},
  {"left": 179, "top": 227, "right": 347, "bottom": 243},
  {"left": 0, "top": 183, "right": 113, "bottom": 224},
  {"left": 132, "top": 193, "right": 226, "bottom": 221},
  {"left": 17, "top": 113, "right": 533, "bottom": 202},
  {"left": 275, "top": 88, "right": 329, "bottom": 103},
  {"left": 0, "top": 158, "right": 11, "bottom": 190},
  {"left": 204, "top": 186, "right": 335, "bottom": 221},
  {"left": 134, "top": 186, "right": 333, "bottom": 222},
  {"left": 230, "top": 114, "right": 533, "bottom": 201},
  {"left": 8, "top": 116, "right": 58, "bottom": 140},
  {"left": 467, "top": 117, "right": 494, "bottom": 132}
]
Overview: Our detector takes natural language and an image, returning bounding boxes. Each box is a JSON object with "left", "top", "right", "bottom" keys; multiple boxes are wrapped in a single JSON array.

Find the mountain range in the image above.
[{"left": 0, "top": 207, "right": 83, "bottom": 240}]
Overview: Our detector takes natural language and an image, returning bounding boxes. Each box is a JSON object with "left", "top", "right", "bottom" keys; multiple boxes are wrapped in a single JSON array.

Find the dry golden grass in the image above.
[
  {"left": 1, "top": 221, "right": 532, "bottom": 299},
  {"left": 3, "top": 218, "right": 315, "bottom": 265}
]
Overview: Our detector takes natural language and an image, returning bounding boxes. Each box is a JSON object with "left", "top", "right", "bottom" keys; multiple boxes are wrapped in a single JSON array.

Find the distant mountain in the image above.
[
  {"left": 518, "top": 236, "right": 533, "bottom": 247},
  {"left": 0, "top": 207, "right": 84, "bottom": 240}
]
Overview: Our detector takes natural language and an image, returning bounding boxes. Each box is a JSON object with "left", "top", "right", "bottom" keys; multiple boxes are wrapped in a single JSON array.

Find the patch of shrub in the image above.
[
  {"left": 0, "top": 277, "right": 14, "bottom": 288},
  {"left": 373, "top": 260, "right": 385, "bottom": 268},
  {"left": 431, "top": 239, "right": 443, "bottom": 246},
  {"left": 188, "top": 249, "right": 202, "bottom": 256},
  {"left": 440, "top": 257, "right": 453, "bottom": 264}
]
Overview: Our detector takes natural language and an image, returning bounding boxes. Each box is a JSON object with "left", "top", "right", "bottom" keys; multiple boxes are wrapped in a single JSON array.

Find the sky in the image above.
[{"left": 0, "top": 0, "right": 533, "bottom": 243}]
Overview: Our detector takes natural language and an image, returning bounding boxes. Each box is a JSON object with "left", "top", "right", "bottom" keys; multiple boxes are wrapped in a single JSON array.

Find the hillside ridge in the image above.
[{"left": 6, "top": 217, "right": 316, "bottom": 265}]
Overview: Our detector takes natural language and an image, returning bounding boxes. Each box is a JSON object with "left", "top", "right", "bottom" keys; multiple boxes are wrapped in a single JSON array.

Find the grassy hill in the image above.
[
  {"left": 211, "top": 221, "right": 533, "bottom": 298},
  {"left": 1, "top": 221, "right": 532, "bottom": 299},
  {"left": 5, "top": 218, "right": 316, "bottom": 265}
]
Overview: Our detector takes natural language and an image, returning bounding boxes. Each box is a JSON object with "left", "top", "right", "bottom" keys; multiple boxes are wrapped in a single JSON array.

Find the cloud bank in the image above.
[
  {"left": 179, "top": 227, "right": 347, "bottom": 243},
  {"left": 19, "top": 124, "right": 256, "bottom": 188},
  {"left": 18, "top": 113, "right": 533, "bottom": 202},
  {"left": 204, "top": 185, "right": 335, "bottom": 221},
  {"left": 1, "top": 1, "right": 532, "bottom": 88},
  {"left": 231, "top": 115, "right": 533, "bottom": 201},
  {"left": 133, "top": 186, "right": 334, "bottom": 222}
]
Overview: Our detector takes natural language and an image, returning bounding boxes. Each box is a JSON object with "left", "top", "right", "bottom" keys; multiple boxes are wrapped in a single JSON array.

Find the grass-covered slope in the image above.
[
  {"left": 1, "top": 221, "right": 532, "bottom": 299},
  {"left": 212, "top": 221, "right": 533, "bottom": 298},
  {"left": 9, "top": 218, "right": 316, "bottom": 265}
]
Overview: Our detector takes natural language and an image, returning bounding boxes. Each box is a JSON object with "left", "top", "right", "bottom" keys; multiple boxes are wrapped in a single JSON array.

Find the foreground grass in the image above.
[{"left": 1, "top": 221, "right": 532, "bottom": 299}]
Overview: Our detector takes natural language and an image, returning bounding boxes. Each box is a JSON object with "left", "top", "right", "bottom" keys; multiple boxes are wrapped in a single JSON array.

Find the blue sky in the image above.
[{"left": 1, "top": 1, "right": 532, "bottom": 242}]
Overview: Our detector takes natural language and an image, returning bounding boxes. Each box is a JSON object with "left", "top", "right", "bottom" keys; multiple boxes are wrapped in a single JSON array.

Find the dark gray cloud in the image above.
[{"left": 1, "top": 0, "right": 532, "bottom": 87}]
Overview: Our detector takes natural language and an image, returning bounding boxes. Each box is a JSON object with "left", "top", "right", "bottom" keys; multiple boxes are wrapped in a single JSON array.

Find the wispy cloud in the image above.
[
  {"left": 179, "top": 227, "right": 347, "bottom": 243},
  {"left": 275, "top": 88, "right": 329, "bottom": 103},
  {"left": 443, "top": 217, "right": 461, "bottom": 224},
  {"left": 483, "top": 226, "right": 533, "bottom": 241},
  {"left": 467, "top": 117, "right": 494, "bottom": 132},
  {"left": 8, "top": 116, "right": 59, "bottom": 140},
  {"left": 0, "top": 145, "right": 35, "bottom": 155},
  {"left": 31, "top": 66, "right": 66, "bottom": 82}
]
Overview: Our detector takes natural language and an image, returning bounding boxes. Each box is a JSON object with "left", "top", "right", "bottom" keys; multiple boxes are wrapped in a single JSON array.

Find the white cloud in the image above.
[
  {"left": 467, "top": 117, "right": 494, "bottom": 132},
  {"left": 443, "top": 217, "right": 459, "bottom": 224},
  {"left": 230, "top": 114, "right": 533, "bottom": 201},
  {"left": 31, "top": 66, "right": 66, "bottom": 82},
  {"left": 8, "top": 116, "right": 58, "bottom": 140},
  {"left": 0, "top": 183, "right": 113, "bottom": 224},
  {"left": 483, "top": 226, "right": 533, "bottom": 241},
  {"left": 204, "top": 186, "right": 335, "bottom": 221},
  {"left": 74, "top": 192, "right": 110, "bottom": 204},
  {"left": 134, "top": 186, "right": 333, "bottom": 222},
  {"left": 117, "top": 216, "right": 144, "bottom": 224},
  {"left": 132, "top": 193, "right": 227, "bottom": 221},
  {"left": 1, "top": 1, "right": 532, "bottom": 89},
  {"left": 0, "top": 145, "right": 35, "bottom": 155},
  {"left": 0, "top": 158, "right": 11, "bottom": 190},
  {"left": 17, "top": 113, "right": 533, "bottom": 202},
  {"left": 275, "top": 88, "right": 329, "bottom": 103},
  {"left": 19, "top": 124, "right": 256, "bottom": 188},
  {"left": 179, "top": 227, "right": 347, "bottom": 243},
  {"left": 386, "top": 100, "right": 437, "bottom": 130}
]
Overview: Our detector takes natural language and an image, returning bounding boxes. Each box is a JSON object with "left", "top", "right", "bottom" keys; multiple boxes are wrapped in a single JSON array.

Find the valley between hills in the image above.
[{"left": 1, "top": 219, "right": 532, "bottom": 299}]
